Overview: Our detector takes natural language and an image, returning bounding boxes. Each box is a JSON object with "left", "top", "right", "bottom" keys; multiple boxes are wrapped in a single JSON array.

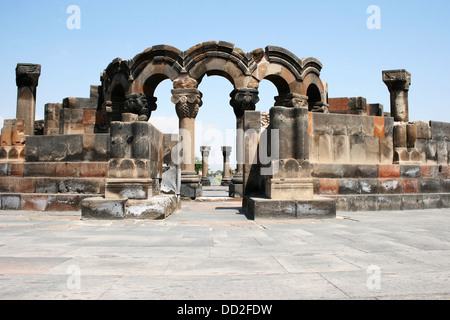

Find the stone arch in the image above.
[
  {"left": 183, "top": 41, "right": 259, "bottom": 89},
  {"left": 306, "top": 83, "right": 322, "bottom": 111}
]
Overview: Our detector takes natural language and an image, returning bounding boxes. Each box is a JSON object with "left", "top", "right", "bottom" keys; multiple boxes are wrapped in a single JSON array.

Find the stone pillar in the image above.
[
  {"left": 200, "top": 146, "right": 211, "bottom": 186},
  {"left": 221, "top": 146, "right": 232, "bottom": 186},
  {"left": 172, "top": 88, "right": 203, "bottom": 198},
  {"left": 265, "top": 93, "right": 313, "bottom": 200},
  {"left": 229, "top": 88, "right": 259, "bottom": 196},
  {"left": 382, "top": 69, "right": 411, "bottom": 122},
  {"left": 15, "top": 64, "right": 41, "bottom": 136},
  {"left": 271, "top": 93, "right": 310, "bottom": 160}
]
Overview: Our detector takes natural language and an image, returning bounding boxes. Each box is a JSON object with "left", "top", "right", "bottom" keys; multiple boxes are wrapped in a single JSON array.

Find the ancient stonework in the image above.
[{"left": 0, "top": 42, "right": 449, "bottom": 219}]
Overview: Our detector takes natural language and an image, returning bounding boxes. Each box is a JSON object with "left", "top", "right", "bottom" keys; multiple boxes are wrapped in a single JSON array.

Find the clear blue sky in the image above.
[{"left": 1, "top": 0, "right": 449, "bottom": 169}]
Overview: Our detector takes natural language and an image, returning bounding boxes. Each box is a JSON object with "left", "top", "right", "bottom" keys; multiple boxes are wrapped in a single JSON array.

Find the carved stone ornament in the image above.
[
  {"left": 274, "top": 93, "right": 308, "bottom": 108},
  {"left": 124, "top": 93, "right": 157, "bottom": 121},
  {"left": 230, "top": 88, "right": 260, "bottom": 118},
  {"left": 171, "top": 88, "right": 203, "bottom": 119},
  {"left": 16, "top": 63, "right": 41, "bottom": 87}
]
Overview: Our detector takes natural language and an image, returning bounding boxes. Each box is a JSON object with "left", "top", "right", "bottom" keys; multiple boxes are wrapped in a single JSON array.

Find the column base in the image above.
[
  {"left": 180, "top": 182, "right": 202, "bottom": 199},
  {"left": 201, "top": 177, "right": 211, "bottom": 186},
  {"left": 265, "top": 178, "right": 314, "bottom": 200},
  {"left": 105, "top": 178, "right": 153, "bottom": 200},
  {"left": 229, "top": 183, "right": 243, "bottom": 198}
]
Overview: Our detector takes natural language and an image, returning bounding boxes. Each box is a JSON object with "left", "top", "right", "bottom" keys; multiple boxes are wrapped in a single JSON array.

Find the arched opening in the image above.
[
  {"left": 148, "top": 77, "right": 178, "bottom": 134},
  {"left": 110, "top": 85, "right": 126, "bottom": 121},
  {"left": 197, "top": 76, "right": 236, "bottom": 177},
  {"left": 306, "top": 84, "right": 322, "bottom": 111}
]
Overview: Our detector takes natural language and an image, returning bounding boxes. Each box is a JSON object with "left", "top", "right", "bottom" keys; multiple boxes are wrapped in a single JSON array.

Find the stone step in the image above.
[
  {"left": 0, "top": 176, "right": 106, "bottom": 194},
  {"left": 0, "top": 193, "right": 99, "bottom": 211}
]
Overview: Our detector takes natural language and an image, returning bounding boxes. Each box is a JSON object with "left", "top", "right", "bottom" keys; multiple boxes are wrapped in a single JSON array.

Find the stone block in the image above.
[
  {"left": 81, "top": 197, "right": 126, "bottom": 219},
  {"left": 346, "top": 115, "right": 374, "bottom": 136},
  {"left": 1, "top": 194, "right": 21, "bottom": 210},
  {"left": 319, "top": 179, "right": 339, "bottom": 195},
  {"left": 379, "top": 164, "right": 400, "bottom": 178},
  {"left": 412, "top": 121, "right": 431, "bottom": 140},
  {"left": 383, "top": 117, "right": 394, "bottom": 138},
  {"left": 20, "top": 194, "right": 49, "bottom": 211},
  {"left": 365, "top": 137, "right": 380, "bottom": 163},
  {"left": 349, "top": 195, "right": 378, "bottom": 211},
  {"left": 35, "top": 178, "right": 59, "bottom": 193},
  {"left": 401, "top": 165, "right": 420, "bottom": 178},
  {"left": 349, "top": 136, "right": 366, "bottom": 163},
  {"left": 357, "top": 165, "right": 379, "bottom": 178},
  {"left": 437, "top": 140, "right": 448, "bottom": 164},
  {"left": 57, "top": 178, "right": 104, "bottom": 194},
  {"left": 245, "top": 196, "right": 336, "bottom": 219},
  {"left": 338, "top": 179, "right": 360, "bottom": 194},
  {"left": 368, "top": 104, "right": 384, "bottom": 117},
  {"left": 401, "top": 195, "right": 424, "bottom": 210},
  {"left": 348, "top": 97, "right": 367, "bottom": 113},
  {"left": 420, "top": 165, "right": 438, "bottom": 178},
  {"left": 105, "top": 179, "right": 151, "bottom": 200},
  {"left": 318, "top": 135, "right": 333, "bottom": 163},
  {"left": 25, "top": 135, "right": 84, "bottom": 162},
  {"left": 9, "top": 163, "right": 24, "bottom": 177},
  {"left": 430, "top": 121, "right": 450, "bottom": 140},
  {"left": 229, "top": 183, "right": 243, "bottom": 197},
  {"left": 55, "top": 162, "right": 81, "bottom": 177},
  {"left": 0, "top": 177, "right": 17, "bottom": 192},
  {"left": 24, "top": 163, "right": 56, "bottom": 177},
  {"left": 359, "top": 179, "right": 379, "bottom": 194},
  {"left": 180, "top": 183, "right": 202, "bottom": 199},
  {"left": 422, "top": 194, "right": 442, "bottom": 209},
  {"left": 379, "top": 137, "right": 394, "bottom": 164},
  {"left": 312, "top": 164, "right": 343, "bottom": 178},
  {"left": 125, "top": 195, "right": 178, "bottom": 220},
  {"left": 425, "top": 140, "right": 437, "bottom": 163},
  {"left": 328, "top": 97, "right": 349, "bottom": 113},
  {"left": 335, "top": 196, "right": 350, "bottom": 212},
  {"left": 419, "top": 179, "right": 441, "bottom": 193},
  {"left": 403, "top": 179, "right": 419, "bottom": 193},
  {"left": 333, "top": 135, "right": 349, "bottom": 163},
  {"left": 374, "top": 117, "right": 385, "bottom": 138},
  {"left": 379, "top": 179, "right": 403, "bottom": 194},
  {"left": 265, "top": 178, "right": 314, "bottom": 200},
  {"left": 79, "top": 162, "right": 108, "bottom": 178},
  {"left": 309, "top": 134, "right": 319, "bottom": 162},
  {"left": 377, "top": 195, "right": 402, "bottom": 211},
  {"left": 14, "top": 177, "right": 36, "bottom": 193},
  {"left": 440, "top": 179, "right": 450, "bottom": 193}
]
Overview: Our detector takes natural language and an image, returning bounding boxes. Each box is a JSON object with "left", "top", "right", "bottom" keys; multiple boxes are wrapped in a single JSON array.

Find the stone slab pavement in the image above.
[{"left": 0, "top": 200, "right": 449, "bottom": 300}]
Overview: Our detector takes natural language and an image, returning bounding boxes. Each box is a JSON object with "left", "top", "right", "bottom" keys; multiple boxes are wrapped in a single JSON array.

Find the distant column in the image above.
[
  {"left": 200, "top": 146, "right": 211, "bottom": 186},
  {"left": 382, "top": 69, "right": 411, "bottom": 122},
  {"left": 229, "top": 88, "right": 259, "bottom": 197},
  {"left": 16, "top": 63, "right": 41, "bottom": 136},
  {"left": 221, "top": 146, "right": 232, "bottom": 186}
]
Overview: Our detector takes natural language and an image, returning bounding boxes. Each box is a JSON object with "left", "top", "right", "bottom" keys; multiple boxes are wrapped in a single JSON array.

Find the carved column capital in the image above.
[
  {"left": 274, "top": 93, "right": 308, "bottom": 108},
  {"left": 172, "top": 88, "right": 203, "bottom": 119},
  {"left": 200, "top": 146, "right": 211, "bottom": 158},
  {"left": 16, "top": 63, "right": 41, "bottom": 87},
  {"left": 221, "top": 146, "right": 232, "bottom": 158},
  {"left": 124, "top": 93, "right": 157, "bottom": 121},
  {"left": 382, "top": 69, "right": 411, "bottom": 91},
  {"left": 230, "top": 88, "right": 259, "bottom": 118}
]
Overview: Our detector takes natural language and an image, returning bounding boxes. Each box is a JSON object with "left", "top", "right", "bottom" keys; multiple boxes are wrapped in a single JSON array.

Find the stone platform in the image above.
[{"left": 244, "top": 196, "right": 336, "bottom": 220}]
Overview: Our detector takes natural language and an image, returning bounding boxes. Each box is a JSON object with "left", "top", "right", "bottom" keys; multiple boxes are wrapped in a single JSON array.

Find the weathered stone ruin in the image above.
[{"left": 1, "top": 41, "right": 449, "bottom": 220}]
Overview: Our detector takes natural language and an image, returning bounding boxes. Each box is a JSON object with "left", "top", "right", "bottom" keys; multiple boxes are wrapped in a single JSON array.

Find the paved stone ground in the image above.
[{"left": 0, "top": 197, "right": 449, "bottom": 300}]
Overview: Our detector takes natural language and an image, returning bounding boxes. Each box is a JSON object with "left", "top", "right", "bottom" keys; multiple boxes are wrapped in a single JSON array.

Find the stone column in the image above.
[
  {"left": 265, "top": 93, "right": 313, "bottom": 200},
  {"left": 172, "top": 88, "right": 203, "bottom": 198},
  {"left": 229, "top": 88, "right": 259, "bottom": 196},
  {"left": 382, "top": 69, "right": 411, "bottom": 122},
  {"left": 15, "top": 63, "right": 41, "bottom": 136},
  {"left": 221, "top": 146, "right": 232, "bottom": 186},
  {"left": 200, "top": 146, "right": 211, "bottom": 186}
]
